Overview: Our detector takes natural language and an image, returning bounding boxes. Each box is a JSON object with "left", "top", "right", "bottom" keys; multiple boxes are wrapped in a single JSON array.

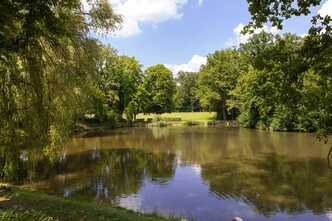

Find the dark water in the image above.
[{"left": 28, "top": 127, "right": 332, "bottom": 221}]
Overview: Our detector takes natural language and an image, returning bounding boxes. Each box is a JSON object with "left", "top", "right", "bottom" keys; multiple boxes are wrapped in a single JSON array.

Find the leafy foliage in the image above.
[
  {"left": 242, "top": 0, "right": 332, "bottom": 139},
  {"left": 244, "top": 0, "right": 322, "bottom": 32},
  {"left": 230, "top": 31, "right": 332, "bottom": 133},
  {"left": 142, "top": 65, "right": 176, "bottom": 115},
  {"left": 93, "top": 46, "right": 143, "bottom": 122},
  {"left": 174, "top": 71, "right": 200, "bottom": 112},
  {"left": 196, "top": 48, "right": 241, "bottom": 120},
  {"left": 0, "top": 0, "right": 122, "bottom": 179}
]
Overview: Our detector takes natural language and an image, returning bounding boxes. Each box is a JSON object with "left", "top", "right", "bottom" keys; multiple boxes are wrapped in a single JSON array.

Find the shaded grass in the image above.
[
  {"left": 0, "top": 184, "right": 183, "bottom": 221},
  {"left": 136, "top": 112, "right": 216, "bottom": 122}
]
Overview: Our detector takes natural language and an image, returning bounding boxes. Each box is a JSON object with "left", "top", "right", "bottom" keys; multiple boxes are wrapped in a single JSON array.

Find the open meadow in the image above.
[{"left": 136, "top": 112, "right": 216, "bottom": 122}]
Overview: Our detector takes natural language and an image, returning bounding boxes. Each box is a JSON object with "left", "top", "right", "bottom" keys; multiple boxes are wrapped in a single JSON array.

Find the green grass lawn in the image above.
[
  {"left": 136, "top": 112, "right": 216, "bottom": 121},
  {"left": 0, "top": 184, "right": 183, "bottom": 221}
]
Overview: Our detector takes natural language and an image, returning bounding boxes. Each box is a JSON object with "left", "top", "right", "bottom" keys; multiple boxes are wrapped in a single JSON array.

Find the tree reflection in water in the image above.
[
  {"left": 201, "top": 153, "right": 332, "bottom": 217},
  {"left": 25, "top": 128, "right": 332, "bottom": 221},
  {"left": 28, "top": 148, "right": 176, "bottom": 204}
]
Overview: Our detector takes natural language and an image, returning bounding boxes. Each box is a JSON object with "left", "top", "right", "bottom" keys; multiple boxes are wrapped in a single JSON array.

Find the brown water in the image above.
[{"left": 28, "top": 127, "right": 332, "bottom": 221}]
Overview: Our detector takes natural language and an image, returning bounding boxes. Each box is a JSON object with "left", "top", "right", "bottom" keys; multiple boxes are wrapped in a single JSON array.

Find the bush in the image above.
[
  {"left": 157, "top": 120, "right": 168, "bottom": 127},
  {"left": 148, "top": 116, "right": 169, "bottom": 127},
  {"left": 152, "top": 115, "right": 163, "bottom": 123},
  {"left": 184, "top": 120, "right": 200, "bottom": 126},
  {"left": 174, "top": 116, "right": 182, "bottom": 121}
]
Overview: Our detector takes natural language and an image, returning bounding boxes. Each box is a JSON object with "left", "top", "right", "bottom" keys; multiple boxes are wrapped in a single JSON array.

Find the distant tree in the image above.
[
  {"left": 93, "top": 46, "right": 118, "bottom": 121},
  {"left": 196, "top": 49, "right": 241, "bottom": 120},
  {"left": 94, "top": 46, "right": 143, "bottom": 121},
  {"left": 142, "top": 64, "right": 176, "bottom": 114},
  {"left": 126, "top": 84, "right": 151, "bottom": 121},
  {"left": 175, "top": 71, "right": 200, "bottom": 112}
]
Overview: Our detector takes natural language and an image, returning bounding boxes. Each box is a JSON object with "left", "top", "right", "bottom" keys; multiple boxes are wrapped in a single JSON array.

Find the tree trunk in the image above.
[{"left": 222, "top": 104, "right": 227, "bottom": 120}]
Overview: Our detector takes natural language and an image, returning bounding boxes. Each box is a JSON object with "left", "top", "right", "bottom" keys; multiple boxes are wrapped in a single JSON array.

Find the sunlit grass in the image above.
[{"left": 136, "top": 112, "right": 216, "bottom": 121}]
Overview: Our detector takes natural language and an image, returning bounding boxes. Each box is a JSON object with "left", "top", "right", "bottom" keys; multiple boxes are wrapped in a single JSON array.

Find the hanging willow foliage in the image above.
[{"left": 0, "top": 0, "right": 122, "bottom": 180}]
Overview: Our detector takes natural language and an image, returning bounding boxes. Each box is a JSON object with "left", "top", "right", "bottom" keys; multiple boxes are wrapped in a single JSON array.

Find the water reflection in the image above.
[
  {"left": 30, "top": 148, "right": 176, "bottom": 203},
  {"left": 26, "top": 127, "right": 332, "bottom": 221},
  {"left": 201, "top": 154, "right": 332, "bottom": 217}
]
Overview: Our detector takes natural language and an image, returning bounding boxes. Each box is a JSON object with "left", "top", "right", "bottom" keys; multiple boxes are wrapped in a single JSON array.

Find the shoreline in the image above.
[{"left": 0, "top": 183, "right": 183, "bottom": 221}]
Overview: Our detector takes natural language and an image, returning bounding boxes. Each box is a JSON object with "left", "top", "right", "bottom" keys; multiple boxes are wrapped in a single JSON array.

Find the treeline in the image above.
[
  {"left": 93, "top": 31, "right": 332, "bottom": 138},
  {"left": 177, "top": 31, "right": 332, "bottom": 134},
  {"left": 91, "top": 47, "right": 176, "bottom": 123}
]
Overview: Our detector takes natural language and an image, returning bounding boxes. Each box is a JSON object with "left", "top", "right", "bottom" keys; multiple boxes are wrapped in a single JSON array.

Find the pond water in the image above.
[{"left": 28, "top": 127, "right": 332, "bottom": 221}]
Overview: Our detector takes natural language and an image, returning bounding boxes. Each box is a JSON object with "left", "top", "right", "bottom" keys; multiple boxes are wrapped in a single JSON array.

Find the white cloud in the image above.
[
  {"left": 198, "top": 0, "right": 204, "bottom": 6},
  {"left": 165, "top": 55, "right": 207, "bottom": 76},
  {"left": 113, "top": 18, "right": 142, "bottom": 38},
  {"left": 111, "top": 0, "right": 188, "bottom": 38},
  {"left": 226, "top": 23, "right": 281, "bottom": 47},
  {"left": 318, "top": 0, "right": 332, "bottom": 17}
]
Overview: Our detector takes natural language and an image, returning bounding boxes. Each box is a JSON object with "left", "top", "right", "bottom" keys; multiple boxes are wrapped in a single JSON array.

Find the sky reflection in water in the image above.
[{"left": 28, "top": 127, "right": 332, "bottom": 221}]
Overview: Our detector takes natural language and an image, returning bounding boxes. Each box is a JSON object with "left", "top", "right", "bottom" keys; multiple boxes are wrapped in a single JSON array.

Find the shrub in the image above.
[
  {"left": 184, "top": 120, "right": 200, "bottom": 126},
  {"left": 148, "top": 116, "right": 169, "bottom": 127},
  {"left": 157, "top": 120, "right": 168, "bottom": 127}
]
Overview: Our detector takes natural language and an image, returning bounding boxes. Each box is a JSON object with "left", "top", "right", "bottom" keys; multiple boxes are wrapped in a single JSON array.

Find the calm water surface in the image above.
[{"left": 29, "top": 127, "right": 332, "bottom": 221}]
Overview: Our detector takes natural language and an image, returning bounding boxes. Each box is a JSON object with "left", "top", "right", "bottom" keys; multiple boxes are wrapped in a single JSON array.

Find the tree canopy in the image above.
[
  {"left": 196, "top": 48, "right": 241, "bottom": 120},
  {"left": 244, "top": 0, "right": 332, "bottom": 140},
  {"left": 0, "top": 0, "right": 122, "bottom": 179},
  {"left": 174, "top": 71, "right": 200, "bottom": 112},
  {"left": 244, "top": 0, "right": 323, "bottom": 32},
  {"left": 142, "top": 64, "right": 176, "bottom": 115},
  {"left": 228, "top": 31, "right": 332, "bottom": 135},
  {"left": 93, "top": 45, "right": 143, "bottom": 122}
]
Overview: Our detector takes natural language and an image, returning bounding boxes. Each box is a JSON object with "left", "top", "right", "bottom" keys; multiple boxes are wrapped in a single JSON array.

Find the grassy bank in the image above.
[
  {"left": 0, "top": 184, "right": 183, "bottom": 221},
  {"left": 136, "top": 112, "right": 216, "bottom": 122},
  {"left": 74, "top": 112, "right": 217, "bottom": 131}
]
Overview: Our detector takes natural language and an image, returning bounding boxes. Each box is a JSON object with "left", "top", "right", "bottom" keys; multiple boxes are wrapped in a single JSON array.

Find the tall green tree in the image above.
[
  {"left": 196, "top": 48, "right": 241, "bottom": 120},
  {"left": 142, "top": 64, "right": 176, "bottom": 114},
  {"left": 244, "top": 0, "right": 332, "bottom": 138},
  {"left": 94, "top": 46, "right": 142, "bottom": 122},
  {"left": 238, "top": 31, "right": 275, "bottom": 70},
  {"left": 302, "top": 22, "right": 332, "bottom": 140},
  {"left": 232, "top": 32, "right": 318, "bottom": 131},
  {"left": 174, "top": 71, "right": 200, "bottom": 112},
  {"left": 93, "top": 46, "right": 118, "bottom": 121},
  {"left": 0, "top": 0, "right": 122, "bottom": 179},
  {"left": 115, "top": 55, "right": 143, "bottom": 121}
]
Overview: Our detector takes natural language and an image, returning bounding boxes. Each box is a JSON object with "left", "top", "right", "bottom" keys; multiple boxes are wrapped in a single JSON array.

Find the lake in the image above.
[{"left": 28, "top": 127, "right": 332, "bottom": 221}]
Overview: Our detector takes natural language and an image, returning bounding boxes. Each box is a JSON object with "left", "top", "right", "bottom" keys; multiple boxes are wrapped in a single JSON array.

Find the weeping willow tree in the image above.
[{"left": 0, "top": 0, "right": 122, "bottom": 180}]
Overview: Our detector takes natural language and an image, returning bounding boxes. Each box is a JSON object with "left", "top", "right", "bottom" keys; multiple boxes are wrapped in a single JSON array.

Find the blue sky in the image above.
[{"left": 99, "top": 0, "right": 332, "bottom": 75}]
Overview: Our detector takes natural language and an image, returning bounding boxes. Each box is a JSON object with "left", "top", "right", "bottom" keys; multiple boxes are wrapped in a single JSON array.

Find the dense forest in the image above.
[{"left": 0, "top": 0, "right": 331, "bottom": 180}]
